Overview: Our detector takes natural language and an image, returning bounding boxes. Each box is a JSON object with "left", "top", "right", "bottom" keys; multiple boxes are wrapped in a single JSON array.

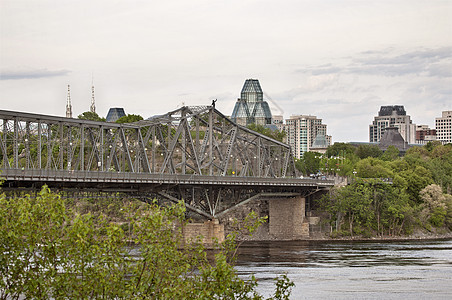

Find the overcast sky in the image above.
[{"left": 1, "top": 0, "right": 451, "bottom": 142}]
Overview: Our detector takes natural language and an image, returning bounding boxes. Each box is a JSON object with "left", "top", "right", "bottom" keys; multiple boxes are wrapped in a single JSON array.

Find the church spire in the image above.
[
  {"left": 66, "top": 84, "right": 72, "bottom": 118},
  {"left": 90, "top": 77, "right": 96, "bottom": 113}
]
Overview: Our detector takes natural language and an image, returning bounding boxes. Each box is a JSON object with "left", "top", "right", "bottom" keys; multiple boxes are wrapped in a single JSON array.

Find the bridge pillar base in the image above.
[
  {"left": 180, "top": 219, "right": 224, "bottom": 249},
  {"left": 269, "top": 196, "right": 309, "bottom": 240}
]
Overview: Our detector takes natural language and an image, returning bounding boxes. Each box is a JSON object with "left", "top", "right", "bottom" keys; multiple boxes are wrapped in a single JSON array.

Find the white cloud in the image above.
[{"left": 1, "top": 0, "right": 451, "bottom": 142}]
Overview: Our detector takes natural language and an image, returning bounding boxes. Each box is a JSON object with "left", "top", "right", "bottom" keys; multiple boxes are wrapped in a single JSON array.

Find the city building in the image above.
[
  {"left": 231, "top": 79, "right": 272, "bottom": 126},
  {"left": 106, "top": 107, "right": 126, "bottom": 122},
  {"left": 378, "top": 127, "right": 410, "bottom": 152},
  {"left": 285, "top": 115, "right": 331, "bottom": 159},
  {"left": 369, "top": 105, "right": 416, "bottom": 144},
  {"left": 415, "top": 125, "right": 437, "bottom": 145},
  {"left": 435, "top": 110, "right": 452, "bottom": 144},
  {"left": 272, "top": 115, "right": 285, "bottom": 132},
  {"left": 310, "top": 134, "right": 330, "bottom": 154}
]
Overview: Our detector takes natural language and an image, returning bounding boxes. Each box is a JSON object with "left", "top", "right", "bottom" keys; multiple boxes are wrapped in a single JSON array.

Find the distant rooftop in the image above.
[
  {"left": 379, "top": 126, "right": 410, "bottom": 151},
  {"left": 378, "top": 105, "right": 406, "bottom": 116},
  {"left": 106, "top": 107, "right": 126, "bottom": 122},
  {"left": 311, "top": 134, "right": 329, "bottom": 149}
]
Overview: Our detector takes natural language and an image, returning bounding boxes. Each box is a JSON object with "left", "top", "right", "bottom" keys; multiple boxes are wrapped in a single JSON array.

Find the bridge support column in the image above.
[
  {"left": 269, "top": 196, "right": 309, "bottom": 240},
  {"left": 180, "top": 219, "right": 224, "bottom": 249}
]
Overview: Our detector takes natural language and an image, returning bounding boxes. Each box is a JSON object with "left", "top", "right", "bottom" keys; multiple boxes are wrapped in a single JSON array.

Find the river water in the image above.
[{"left": 235, "top": 239, "right": 452, "bottom": 299}]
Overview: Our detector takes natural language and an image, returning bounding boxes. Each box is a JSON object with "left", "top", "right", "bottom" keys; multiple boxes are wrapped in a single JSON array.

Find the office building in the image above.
[
  {"left": 435, "top": 111, "right": 452, "bottom": 144},
  {"left": 285, "top": 115, "right": 331, "bottom": 159},
  {"left": 369, "top": 105, "right": 416, "bottom": 144},
  {"left": 415, "top": 125, "right": 437, "bottom": 145}
]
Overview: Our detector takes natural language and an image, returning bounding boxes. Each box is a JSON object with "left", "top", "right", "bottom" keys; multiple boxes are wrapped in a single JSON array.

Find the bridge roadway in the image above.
[
  {"left": 1, "top": 168, "right": 334, "bottom": 219},
  {"left": 1, "top": 168, "right": 332, "bottom": 189}
]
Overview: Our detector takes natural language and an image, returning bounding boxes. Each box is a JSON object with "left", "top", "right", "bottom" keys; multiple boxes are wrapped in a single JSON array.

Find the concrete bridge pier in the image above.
[
  {"left": 269, "top": 196, "right": 309, "bottom": 239},
  {"left": 180, "top": 219, "right": 225, "bottom": 249}
]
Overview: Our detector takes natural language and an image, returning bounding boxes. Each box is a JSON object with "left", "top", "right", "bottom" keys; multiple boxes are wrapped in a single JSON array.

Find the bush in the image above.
[{"left": 0, "top": 186, "right": 293, "bottom": 299}]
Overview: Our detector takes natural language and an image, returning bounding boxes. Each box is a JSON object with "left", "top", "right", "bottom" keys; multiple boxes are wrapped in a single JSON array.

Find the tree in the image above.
[
  {"left": 295, "top": 152, "right": 321, "bottom": 176},
  {"left": 419, "top": 184, "right": 452, "bottom": 228},
  {"left": 0, "top": 186, "right": 294, "bottom": 299},
  {"left": 355, "top": 157, "right": 393, "bottom": 179},
  {"left": 247, "top": 124, "right": 286, "bottom": 143},
  {"left": 321, "top": 181, "right": 373, "bottom": 237},
  {"left": 325, "top": 142, "right": 356, "bottom": 158},
  {"left": 381, "top": 145, "right": 400, "bottom": 161},
  {"left": 77, "top": 111, "right": 106, "bottom": 122},
  {"left": 355, "top": 144, "right": 382, "bottom": 159},
  {"left": 399, "top": 165, "right": 433, "bottom": 203},
  {"left": 116, "top": 114, "right": 144, "bottom": 124}
]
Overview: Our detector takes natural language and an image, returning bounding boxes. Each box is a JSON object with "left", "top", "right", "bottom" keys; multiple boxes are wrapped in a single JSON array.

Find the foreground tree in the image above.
[{"left": 0, "top": 187, "right": 293, "bottom": 299}]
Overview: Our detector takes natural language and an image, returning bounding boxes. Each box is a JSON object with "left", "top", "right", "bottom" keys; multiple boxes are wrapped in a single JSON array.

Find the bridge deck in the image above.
[{"left": 1, "top": 168, "right": 334, "bottom": 189}]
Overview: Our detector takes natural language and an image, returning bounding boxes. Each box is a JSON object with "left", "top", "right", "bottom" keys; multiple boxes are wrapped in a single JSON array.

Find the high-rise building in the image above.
[
  {"left": 435, "top": 111, "right": 452, "bottom": 144},
  {"left": 369, "top": 105, "right": 416, "bottom": 144},
  {"left": 231, "top": 79, "right": 272, "bottom": 126},
  {"left": 285, "top": 115, "right": 331, "bottom": 159}
]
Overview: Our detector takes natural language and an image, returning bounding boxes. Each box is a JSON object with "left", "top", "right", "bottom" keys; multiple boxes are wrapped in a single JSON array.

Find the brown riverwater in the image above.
[{"left": 235, "top": 239, "right": 452, "bottom": 299}]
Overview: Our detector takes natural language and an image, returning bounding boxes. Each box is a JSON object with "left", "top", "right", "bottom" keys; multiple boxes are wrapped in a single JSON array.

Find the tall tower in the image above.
[
  {"left": 66, "top": 85, "right": 73, "bottom": 118},
  {"left": 90, "top": 80, "right": 96, "bottom": 113}
]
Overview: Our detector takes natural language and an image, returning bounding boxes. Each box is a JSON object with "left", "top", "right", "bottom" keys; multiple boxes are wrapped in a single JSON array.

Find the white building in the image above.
[
  {"left": 369, "top": 105, "right": 416, "bottom": 144},
  {"left": 435, "top": 111, "right": 452, "bottom": 144},
  {"left": 285, "top": 115, "right": 331, "bottom": 159}
]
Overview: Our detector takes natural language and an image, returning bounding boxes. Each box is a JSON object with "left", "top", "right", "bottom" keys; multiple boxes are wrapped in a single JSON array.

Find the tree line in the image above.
[{"left": 296, "top": 142, "right": 452, "bottom": 237}]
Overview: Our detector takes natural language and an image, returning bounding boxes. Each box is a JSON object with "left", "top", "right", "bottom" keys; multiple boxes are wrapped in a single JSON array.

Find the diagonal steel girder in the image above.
[{"left": 0, "top": 106, "right": 297, "bottom": 182}]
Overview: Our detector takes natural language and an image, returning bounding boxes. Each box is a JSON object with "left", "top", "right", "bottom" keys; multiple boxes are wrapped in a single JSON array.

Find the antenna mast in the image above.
[{"left": 66, "top": 84, "right": 73, "bottom": 118}]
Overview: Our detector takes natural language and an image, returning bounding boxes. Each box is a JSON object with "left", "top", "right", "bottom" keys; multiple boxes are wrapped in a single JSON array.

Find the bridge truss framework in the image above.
[{"left": 0, "top": 106, "right": 333, "bottom": 219}]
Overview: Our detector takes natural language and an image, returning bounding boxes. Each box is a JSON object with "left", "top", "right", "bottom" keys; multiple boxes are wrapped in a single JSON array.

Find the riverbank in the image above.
[{"left": 306, "top": 228, "right": 452, "bottom": 242}]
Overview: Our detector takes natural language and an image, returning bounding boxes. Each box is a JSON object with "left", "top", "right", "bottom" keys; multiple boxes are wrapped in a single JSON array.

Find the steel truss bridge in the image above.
[{"left": 0, "top": 106, "right": 333, "bottom": 219}]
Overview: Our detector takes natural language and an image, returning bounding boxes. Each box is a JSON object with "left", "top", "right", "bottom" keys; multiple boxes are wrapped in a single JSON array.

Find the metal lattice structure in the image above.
[{"left": 0, "top": 106, "right": 333, "bottom": 219}]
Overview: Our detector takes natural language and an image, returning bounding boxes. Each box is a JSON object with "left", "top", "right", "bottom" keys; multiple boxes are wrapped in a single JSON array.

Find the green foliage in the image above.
[
  {"left": 399, "top": 165, "right": 433, "bottom": 203},
  {"left": 325, "top": 142, "right": 357, "bottom": 158},
  {"left": 317, "top": 179, "right": 413, "bottom": 237},
  {"left": 0, "top": 187, "right": 293, "bottom": 299},
  {"left": 419, "top": 184, "right": 452, "bottom": 228},
  {"left": 77, "top": 111, "right": 106, "bottom": 122},
  {"left": 247, "top": 123, "right": 286, "bottom": 143},
  {"left": 295, "top": 152, "right": 321, "bottom": 176},
  {"left": 381, "top": 146, "right": 400, "bottom": 161},
  {"left": 355, "top": 157, "right": 393, "bottom": 179},
  {"left": 355, "top": 144, "right": 383, "bottom": 159},
  {"left": 115, "top": 114, "right": 144, "bottom": 124}
]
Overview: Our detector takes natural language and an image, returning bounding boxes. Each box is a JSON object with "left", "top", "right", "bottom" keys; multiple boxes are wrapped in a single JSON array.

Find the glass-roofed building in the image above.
[
  {"left": 106, "top": 107, "right": 126, "bottom": 122},
  {"left": 231, "top": 79, "right": 272, "bottom": 126}
]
